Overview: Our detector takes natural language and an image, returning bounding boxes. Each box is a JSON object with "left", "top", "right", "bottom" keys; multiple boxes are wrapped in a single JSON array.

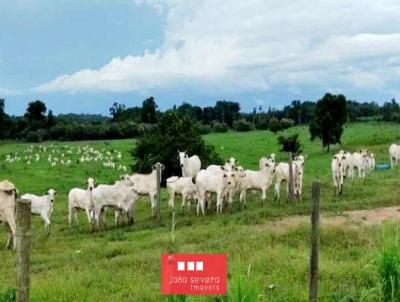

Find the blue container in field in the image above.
[{"left": 375, "top": 163, "right": 390, "bottom": 171}]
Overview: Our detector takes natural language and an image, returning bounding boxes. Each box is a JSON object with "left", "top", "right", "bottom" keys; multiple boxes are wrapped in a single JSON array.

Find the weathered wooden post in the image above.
[
  {"left": 16, "top": 199, "right": 32, "bottom": 302},
  {"left": 155, "top": 162, "right": 162, "bottom": 225},
  {"left": 309, "top": 182, "right": 321, "bottom": 302},
  {"left": 288, "top": 151, "right": 295, "bottom": 202}
]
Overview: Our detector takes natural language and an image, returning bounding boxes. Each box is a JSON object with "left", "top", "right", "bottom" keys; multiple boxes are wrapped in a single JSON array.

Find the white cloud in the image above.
[{"left": 36, "top": 0, "right": 400, "bottom": 95}]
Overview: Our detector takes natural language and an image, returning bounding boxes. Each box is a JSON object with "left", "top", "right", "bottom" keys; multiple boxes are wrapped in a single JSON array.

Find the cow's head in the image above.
[
  {"left": 46, "top": 189, "right": 57, "bottom": 203},
  {"left": 86, "top": 177, "right": 96, "bottom": 191},
  {"left": 178, "top": 151, "right": 188, "bottom": 167}
]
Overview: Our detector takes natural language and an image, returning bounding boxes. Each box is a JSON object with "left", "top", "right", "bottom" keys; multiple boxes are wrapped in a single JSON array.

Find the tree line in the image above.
[{"left": 0, "top": 94, "right": 399, "bottom": 142}]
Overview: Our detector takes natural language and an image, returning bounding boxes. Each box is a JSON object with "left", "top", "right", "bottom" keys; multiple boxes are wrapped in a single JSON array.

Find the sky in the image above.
[{"left": 1, "top": 0, "right": 400, "bottom": 116}]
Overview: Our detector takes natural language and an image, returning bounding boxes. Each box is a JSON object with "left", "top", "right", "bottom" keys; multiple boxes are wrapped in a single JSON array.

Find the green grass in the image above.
[{"left": 0, "top": 122, "right": 400, "bottom": 301}]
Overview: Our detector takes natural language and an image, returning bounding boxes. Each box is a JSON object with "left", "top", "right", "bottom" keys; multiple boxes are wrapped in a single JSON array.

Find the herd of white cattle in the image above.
[
  {"left": 1, "top": 143, "right": 400, "bottom": 250},
  {"left": 4, "top": 144, "right": 127, "bottom": 171}
]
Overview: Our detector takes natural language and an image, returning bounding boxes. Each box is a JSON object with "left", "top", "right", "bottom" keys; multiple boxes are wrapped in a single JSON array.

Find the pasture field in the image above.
[{"left": 1, "top": 122, "right": 400, "bottom": 301}]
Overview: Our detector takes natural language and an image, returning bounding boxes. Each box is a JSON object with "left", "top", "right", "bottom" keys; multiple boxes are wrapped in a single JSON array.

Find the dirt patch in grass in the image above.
[{"left": 259, "top": 206, "right": 400, "bottom": 234}]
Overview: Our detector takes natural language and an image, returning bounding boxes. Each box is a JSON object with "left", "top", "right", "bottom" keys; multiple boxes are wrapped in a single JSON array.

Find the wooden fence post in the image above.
[
  {"left": 309, "top": 182, "right": 321, "bottom": 302},
  {"left": 288, "top": 151, "right": 295, "bottom": 202},
  {"left": 155, "top": 162, "right": 162, "bottom": 225},
  {"left": 16, "top": 199, "right": 32, "bottom": 302}
]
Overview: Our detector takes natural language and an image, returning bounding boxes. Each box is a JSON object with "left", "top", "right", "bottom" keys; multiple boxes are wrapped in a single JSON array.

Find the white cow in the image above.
[
  {"left": 332, "top": 154, "right": 347, "bottom": 195},
  {"left": 92, "top": 178, "right": 138, "bottom": 228},
  {"left": 389, "top": 144, "right": 400, "bottom": 168},
  {"left": 178, "top": 151, "right": 201, "bottom": 178},
  {"left": 0, "top": 180, "right": 17, "bottom": 249},
  {"left": 129, "top": 165, "right": 162, "bottom": 215},
  {"left": 21, "top": 189, "right": 57, "bottom": 233},
  {"left": 274, "top": 162, "right": 301, "bottom": 201},
  {"left": 293, "top": 155, "right": 305, "bottom": 196},
  {"left": 206, "top": 157, "right": 237, "bottom": 174},
  {"left": 166, "top": 176, "right": 197, "bottom": 210},
  {"left": 367, "top": 152, "right": 376, "bottom": 172},
  {"left": 239, "top": 158, "right": 275, "bottom": 207},
  {"left": 350, "top": 151, "right": 368, "bottom": 179},
  {"left": 68, "top": 177, "right": 96, "bottom": 229},
  {"left": 195, "top": 168, "right": 235, "bottom": 215},
  {"left": 338, "top": 150, "right": 353, "bottom": 178}
]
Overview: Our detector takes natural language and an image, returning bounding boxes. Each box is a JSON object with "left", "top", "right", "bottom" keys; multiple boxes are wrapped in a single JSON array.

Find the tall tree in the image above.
[
  {"left": 278, "top": 133, "right": 302, "bottom": 202},
  {"left": 214, "top": 101, "right": 240, "bottom": 127},
  {"left": 25, "top": 100, "right": 47, "bottom": 123},
  {"left": 141, "top": 97, "right": 158, "bottom": 124},
  {"left": 309, "top": 93, "right": 347, "bottom": 151},
  {"left": 47, "top": 110, "right": 56, "bottom": 128},
  {"left": 109, "top": 102, "right": 126, "bottom": 122},
  {"left": 0, "top": 99, "right": 10, "bottom": 139}
]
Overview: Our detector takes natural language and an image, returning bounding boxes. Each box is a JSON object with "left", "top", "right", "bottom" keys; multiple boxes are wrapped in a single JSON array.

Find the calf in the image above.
[
  {"left": 332, "top": 154, "right": 346, "bottom": 195},
  {"left": 274, "top": 162, "right": 301, "bottom": 200},
  {"left": 92, "top": 178, "right": 138, "bottom": 228},
  {"left": 239, "top": 158, "right": 275, "bottom": 207},
  {"left": 195, "top": 168, "right": 234, "bottom": 215},
  {"left": 21, "top": 189, "right": 57, "bottom": 233},
  {"left": 68, "top": 177, "right": 96, "bottom": 229},
  {"left": 166, "top": 176, "right": 197, "bottom": 210},
  {"left": 350, "top": 151, "right": 368, "bottom": 179},
  {"left": 129, "top": 165, "right": 163, "bottom": 215}
]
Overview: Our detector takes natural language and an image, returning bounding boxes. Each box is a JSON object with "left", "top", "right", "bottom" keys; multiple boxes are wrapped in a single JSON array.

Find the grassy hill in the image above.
[{"left": 1, "top": 122, "right": 400, "bottom": 301}]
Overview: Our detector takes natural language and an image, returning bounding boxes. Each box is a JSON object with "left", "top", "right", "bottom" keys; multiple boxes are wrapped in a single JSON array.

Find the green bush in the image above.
[
  {"left": 268, "top": 117, "right": 281, "bottom": 133},
  {"left": 197, "top": 123, "right": 212, "bottom": 135},
  {"left": 26, "top": 129, "right": 46, "bottom": 142},
  {"left": 280, "top": 118, "right": 295, "bottom": 129},
  {"left": 233, "top": 119, "right": 253, "bottom": 132},
  {"left": 213, "top": 121, "right": 229, "bottom": 133}
]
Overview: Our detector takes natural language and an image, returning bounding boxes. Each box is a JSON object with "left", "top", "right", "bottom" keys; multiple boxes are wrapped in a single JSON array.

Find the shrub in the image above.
[
  {"left": 26, "top": 129, "right": 46, "bottom": 142},
  {"left": 197, "top": 123, "right": 212, "bottom": 135},
  {"left": 212, "top": 121, "right": 229, "bottom": 133},
  {"left": 255, "top": 116, "right": 270, "bottom": 130},
  {"left": 233, "top": 119, "right": 253, "bottom": 132},
  {"left": 280, "top": 118, "right": 295, "bottom": 129},
  {"left": 268, "top": 117, "right": 281, "bottom": 133},
  {"left": 133, "top": 110, "right": 223, "bottom": 183}
]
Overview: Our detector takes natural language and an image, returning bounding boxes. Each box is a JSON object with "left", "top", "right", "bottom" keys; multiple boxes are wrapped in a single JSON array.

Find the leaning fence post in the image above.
[
  {"left": 16, "top": 199, "right": 32, "bottom": 302},
  {"left": 155, "top": 162, "right": 162, "bottom": 225},
  {"left": 309, "top": 182, "right": 321, "bottom": 302}
]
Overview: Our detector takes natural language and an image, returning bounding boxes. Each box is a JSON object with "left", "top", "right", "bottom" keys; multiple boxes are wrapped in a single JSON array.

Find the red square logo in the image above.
[{"left": 161, "top": 254, "right": 227, "bottom": 295}]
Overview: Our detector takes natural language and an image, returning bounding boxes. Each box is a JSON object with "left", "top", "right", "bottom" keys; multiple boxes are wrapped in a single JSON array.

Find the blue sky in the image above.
[{"left": 1, "top": 1, "right": 400, "bottom": 116}]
